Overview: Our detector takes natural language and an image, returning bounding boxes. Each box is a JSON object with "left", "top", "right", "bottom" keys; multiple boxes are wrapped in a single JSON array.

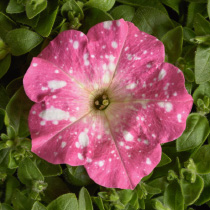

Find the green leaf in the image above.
[
  {"left": 0, "top": 12, "right": 16, "bottom": 41},
  {"left": 11, "top": 13, "right": 40, "bottom": 27},
  {"left": 180, "top": 174, "right": 204, "bottom": 205},
  {"left": 12, "top": 190, "right": 34, "bottom": 210},
  {"left": 187, "top": 2, "right": 207, "bottom": 28},
  {"left": 5, "top": 176, "right": 20, "bottom": 204},
  {"left": 0, "top": 148, "right": 10, "bottom": 171},
  {"left": 47, "top": 193, "right": 78, "bottom": 210},
  {"left": 26, "top": 0, "right": 47, "bottom": 19},
  {"left": 196, "top": 173, "right": 210, "bottom": 205},
  {"left": 85, "top": 0, "right": 115, "bottom": 12},
  {"left": 0, "top": 85, "right": 9, "bottom": 110},
  {"left": 31, "top": 201, "right": 47, "bottom": 210},
  {"left": 176, "top": 113, "right": 210, "bottom": 151},
  {"left": 193, "top": 82, "right": 210, "bottom": 105},
  {"left": 157, "top": 152, "right": 172, "bottom": 167},
  {"left": 6, "top": 87, "right": 33, "bottom": 137},
  {"left": 81, "top": 8, "right": 113, "bottom": 33},
  {"left": 118, "top": 189, "right": 133, "bottom": 205},
  {"left": 132, "top": 6, "right": 174, "bottom": 39},
  {"left": 194, "top": 13, "right": 210, "bottom": 36},
  {"left": 183, "top": 27, "right": 196, "bottom": 42},
  {"left": 164, "top": 181, "right": 184, "bottom": 210},
  {"left": 116, "top": 0, "right": 168, "bottom": 14},
  {"left": 64, "top": 165, "right": 93, "bottom": 186},
  {"left": 35, "top": 156, "right": 62, "bottom": 177},
  {"left": 92, "top": 197, "right": 105, "bottom": 210},
  {"left": 183, "top": 68, "right": 195, "bottom": 82},
  {"left": 42, "top": 177, "right": 70, "bottom": 204},
  {"left": 18, "top": 157, "right": 44, "bottom": 186},
  {"left": 161, "top": 26, "right": 183, "bottom": 63},
  {"left": 208, "top": 0, "right": 210, "bottom": 19},
  {"left": 195, "top": 45, "right": 210, "bottom": 84},
  {"left": 6, "top": 76, "right": 23, "bottom": 98},
  {"left": 110, "top": 5, "right": 135, "bottom": 21},
  {"left": 79, "top": 187, "right": 93, "bottom": 210},
  {"left": 61, "top": 0, "right": 84, "bottom": 20},
  {"left": 6, "top": 0, "right": 25, "bottom": 14},
  {"left": 191, "top": 145, "right": 210, "bottom": 174},
  {"left": 161, "top": 0, "right": 181, "bottom": 14},
  {"left": 5, "top": 28, "right": 43, "bottom": 56},
  {"left": 186, "top": 0, "right": 207, "bottom": 2},
  {"left": 0, "top": 203, "right": 14, "bottom": 210},
  {"left": 143, "top": 183, "right": 162, "bottom": 195},
  {"left": 34, "top": 1, "right": 59, "bottom": 37},
  {"left": 150, "top": 199, "right": 168, "bottom": 210},
  {"left": 147, "top": 177, "right": 169, "bottom": 192},
  {"left": 0, "top": 54, "right": 11, "bottom": 79}
]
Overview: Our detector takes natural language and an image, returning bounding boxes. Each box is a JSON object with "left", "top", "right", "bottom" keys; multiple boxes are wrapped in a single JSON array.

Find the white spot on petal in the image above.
[
  {"left": 40, "top": 121, "right": 45, "bottom": 126},
  {"left": 98, "top": 160, "right": 104, "bottom": 167},
  {"left": 177, "top": 114, "right": 182, "bottom": 123},
  {"left": 39, "top": 106, "right": 69, "bottom": 121},
  {"left": 165, "top": 102, "right": 173, "bottom": 112},
  {"left": 103, "top": 21, "right": 112, "bottom": 29},
  {"left": 75, "top": 142, "right": 80, "bottom": 148},
  {"left": 48, "top": 80, "right": 67, "bottom": 91},
  {"left": 86, "top": 158, "right": 92, "bottom": 163},
  {"left": 119, "top": 141, "right": 124, "bottom": 146},
  {"left": 146, "top": 158, "right": 151, "bottom": 165},
  {"left": 73, "top": 41, "right": 79, "bottom": 49},
  {"left": 78, "top": 132, "right": 89, "bottom": 147},
  {"left": 108, "top": 63, "right": 115, "bottom": 72},
  {"left": 61, "top": 141, "right": 66, "bottom": 148},
  {"left": 78, "top": 153, "right": 84, "bottom": 160},
  {"left": 102, "top": 72, "right": 110, "bottom": 84},
  {"left": 123, "top": 131, "right": 133, "bottom": 141},
  {"left": 111, "top": 41, "right": 118, "bottom": 49},
  {"left": 127, "top": 54, "right": 132, "bottom": 60},
  {"left": 158, "top": 69, "right": 166, "bottom": 80},
  {"left": 126, "top": 83, "right": 137, "bottom": 90},
  {"left": 33, "top": 63, "right": 38, "bottom": 67}
]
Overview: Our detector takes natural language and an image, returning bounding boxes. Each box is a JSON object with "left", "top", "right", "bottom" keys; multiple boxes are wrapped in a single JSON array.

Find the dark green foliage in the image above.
[{"left": 1, "top": 0, "right": 210, "bottom": 209}]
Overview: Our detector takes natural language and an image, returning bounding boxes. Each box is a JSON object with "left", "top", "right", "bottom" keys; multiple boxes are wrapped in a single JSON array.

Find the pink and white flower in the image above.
[{"left": 23, "top": 19, "right": 193, "bottom": 189}]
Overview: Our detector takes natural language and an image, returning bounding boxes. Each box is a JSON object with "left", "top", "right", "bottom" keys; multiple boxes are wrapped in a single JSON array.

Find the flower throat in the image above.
[{"left": 94, "top": 93, "right": 110, "bottom": 110}]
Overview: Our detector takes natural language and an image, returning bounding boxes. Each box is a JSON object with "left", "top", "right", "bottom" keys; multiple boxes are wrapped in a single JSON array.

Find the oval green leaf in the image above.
[
  {"left": 161, "top": 26, "right": 183, "bottom": 63},
  {"left": 85, "top": 0, "right": 115, "bottom": 12},
  {"left": 5, "top": 28, "right": 43, "bottom": 56},
  {"left": 176, "top": 113, "right": 210, "bottom": 152},
  {"left": 79, "top": 187, "right": 93, "bottom": 210},
  {"left": 47, "top": 193, "right": 78, "bottom": 210},
  {"left": 110, "top": 5, "right": 135, "bottom": 21},
  {"left": 132, "top": 6, "right": 174, "bottom": 39},
  {"left": 195, "top": 45, "right": 210, "bottom": 84},
  {"left": 180, "top": 174, "right": 204, "bottom": 205},
  {"left": 191, "top": 145, "right": 210, "bottom": 174}
]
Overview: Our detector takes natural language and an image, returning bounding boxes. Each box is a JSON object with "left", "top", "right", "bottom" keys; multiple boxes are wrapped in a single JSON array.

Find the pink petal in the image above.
[
  {"left": 109, "top": 62, "right": 193, "bottom": 143},
  {"left": 85, "top": 105, "right": 162, "bottom": 188},
  {"left": 37, "top": 30, "right": 95, "bottom": 90}
]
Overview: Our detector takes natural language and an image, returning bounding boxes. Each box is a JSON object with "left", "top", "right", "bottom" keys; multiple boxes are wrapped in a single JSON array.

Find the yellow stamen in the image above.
[{"left": 103, "top": 99, "right": 109, "bottom": 106}]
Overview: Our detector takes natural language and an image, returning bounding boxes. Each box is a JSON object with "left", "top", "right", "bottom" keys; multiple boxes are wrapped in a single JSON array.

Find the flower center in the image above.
[{"left": 94, "top": 94, "right": 110, "bottom": 110}]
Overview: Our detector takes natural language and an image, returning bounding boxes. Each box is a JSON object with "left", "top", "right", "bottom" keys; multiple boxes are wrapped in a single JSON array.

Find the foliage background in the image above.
[{"left": 1, "top": 0, "right": 210, "bottom": 209}]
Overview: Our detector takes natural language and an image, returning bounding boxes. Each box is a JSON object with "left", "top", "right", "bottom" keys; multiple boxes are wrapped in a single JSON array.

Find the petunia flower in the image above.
[{"left": 23, "top": 19, "right": 193, "bottom": 189}]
